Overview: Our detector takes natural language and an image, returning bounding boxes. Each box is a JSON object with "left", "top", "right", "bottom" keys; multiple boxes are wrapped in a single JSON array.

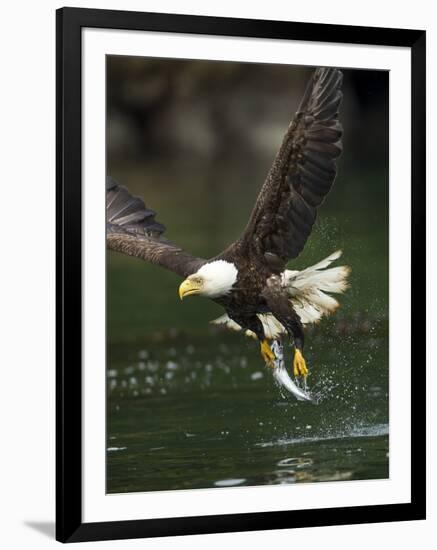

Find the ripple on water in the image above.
[
  {"left": 272, "top": 470, "right": 297, "bottom": 482},
  {"left": 214, "top": 478, "right": 246, "bottom": 487},
  {"left": 277, "top": 457, "right": 313, "bottom": 468}
]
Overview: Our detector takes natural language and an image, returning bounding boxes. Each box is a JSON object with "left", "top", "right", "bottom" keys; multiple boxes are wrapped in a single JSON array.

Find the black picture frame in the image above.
[{"left": 56, "top": 6, "right": 426, "bottom": 543}]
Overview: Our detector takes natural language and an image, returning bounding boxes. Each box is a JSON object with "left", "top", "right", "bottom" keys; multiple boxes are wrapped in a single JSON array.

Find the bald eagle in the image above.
[{"left": 107, "top": 67, "right": 350, "bottom": 378}]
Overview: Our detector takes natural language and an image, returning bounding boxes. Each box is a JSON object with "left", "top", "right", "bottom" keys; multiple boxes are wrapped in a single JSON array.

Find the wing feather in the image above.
[{"left": 220, "top": 67, "right": 343, "bottom": 270}]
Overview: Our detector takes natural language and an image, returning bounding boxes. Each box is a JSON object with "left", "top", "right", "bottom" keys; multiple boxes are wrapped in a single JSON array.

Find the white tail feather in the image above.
[
  {"left": 300, "top": 249, "right": 342, "bottom": 271},
  {"left": 211, "top": 250, "right": 350, "bottom": 336},
  {"left": 283, "top": 250, "right": 350, "bottom": 324}
]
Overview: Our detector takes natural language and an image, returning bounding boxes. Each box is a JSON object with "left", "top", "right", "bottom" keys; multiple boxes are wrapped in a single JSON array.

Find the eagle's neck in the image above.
[{"left": 197, "top": 260, "right": 238, "bottom": 298}]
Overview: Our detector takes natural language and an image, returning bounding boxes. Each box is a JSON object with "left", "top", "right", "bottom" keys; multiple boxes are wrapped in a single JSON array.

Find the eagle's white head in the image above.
[{"left": 179, "top": 260, "right": 238, "bottom": 300}]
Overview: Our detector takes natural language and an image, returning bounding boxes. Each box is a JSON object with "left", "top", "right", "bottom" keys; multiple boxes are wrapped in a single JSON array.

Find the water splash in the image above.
[{"left": 256, "top": 423, "right": 388, "bottom": 448}]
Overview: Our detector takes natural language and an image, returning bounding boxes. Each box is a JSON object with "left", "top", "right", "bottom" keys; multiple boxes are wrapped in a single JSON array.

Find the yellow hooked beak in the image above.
[{"left": 179, "top": 278, "right": 202, "bottom": 300}]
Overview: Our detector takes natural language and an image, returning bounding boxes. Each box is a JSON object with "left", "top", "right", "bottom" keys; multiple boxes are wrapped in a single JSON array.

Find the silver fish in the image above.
[{"left": 270, "top": 340, "right": 315, "bottom": 402}]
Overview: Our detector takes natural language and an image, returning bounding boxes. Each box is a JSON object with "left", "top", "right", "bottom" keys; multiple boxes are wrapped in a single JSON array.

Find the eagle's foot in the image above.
[
  {"left": 293, "top": 348, "right": 308, "bottom": 378},
  {"left": 260, "top": 339, "right": 276, "bottom": 368}
]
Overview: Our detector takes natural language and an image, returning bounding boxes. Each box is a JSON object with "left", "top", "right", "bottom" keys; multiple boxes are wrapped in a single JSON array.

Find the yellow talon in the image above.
[
  {"left": 260, "top": 339, "right": 276, "bottom": 368},
  {"left": 293, "top": 348, "right": 308, "bottom": 377}
]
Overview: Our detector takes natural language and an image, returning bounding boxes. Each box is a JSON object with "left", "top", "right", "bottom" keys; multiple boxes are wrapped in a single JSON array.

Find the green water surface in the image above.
[{"left": 106, "top": 158, "right": 389, "bottom": 494}]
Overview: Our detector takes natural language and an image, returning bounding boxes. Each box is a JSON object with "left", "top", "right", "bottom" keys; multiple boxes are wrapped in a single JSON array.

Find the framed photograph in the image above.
[{"left": 56, "top": 7, "right": 426, "bottom": 543}]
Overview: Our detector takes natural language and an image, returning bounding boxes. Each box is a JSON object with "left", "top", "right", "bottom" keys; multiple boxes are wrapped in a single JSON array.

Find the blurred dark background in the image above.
[
  {"left": 106, "top": 57, "right": 389, "bottom": 494},
  {"left": 107, "top": 57, "right": 387, "bottom": 168}
]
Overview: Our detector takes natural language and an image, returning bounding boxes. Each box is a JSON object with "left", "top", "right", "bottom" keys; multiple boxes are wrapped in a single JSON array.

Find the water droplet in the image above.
[{"left": 166, "top": 361, "right": 178, "bottom": 370}]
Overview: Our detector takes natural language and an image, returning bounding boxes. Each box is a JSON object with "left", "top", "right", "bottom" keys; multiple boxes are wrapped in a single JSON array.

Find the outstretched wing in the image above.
[
  {"left": 107, "top": 177, "right": 206, "bottom": 278},
  {"left": 221, "top": 67, "right": 343, "bottom": 271}
]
